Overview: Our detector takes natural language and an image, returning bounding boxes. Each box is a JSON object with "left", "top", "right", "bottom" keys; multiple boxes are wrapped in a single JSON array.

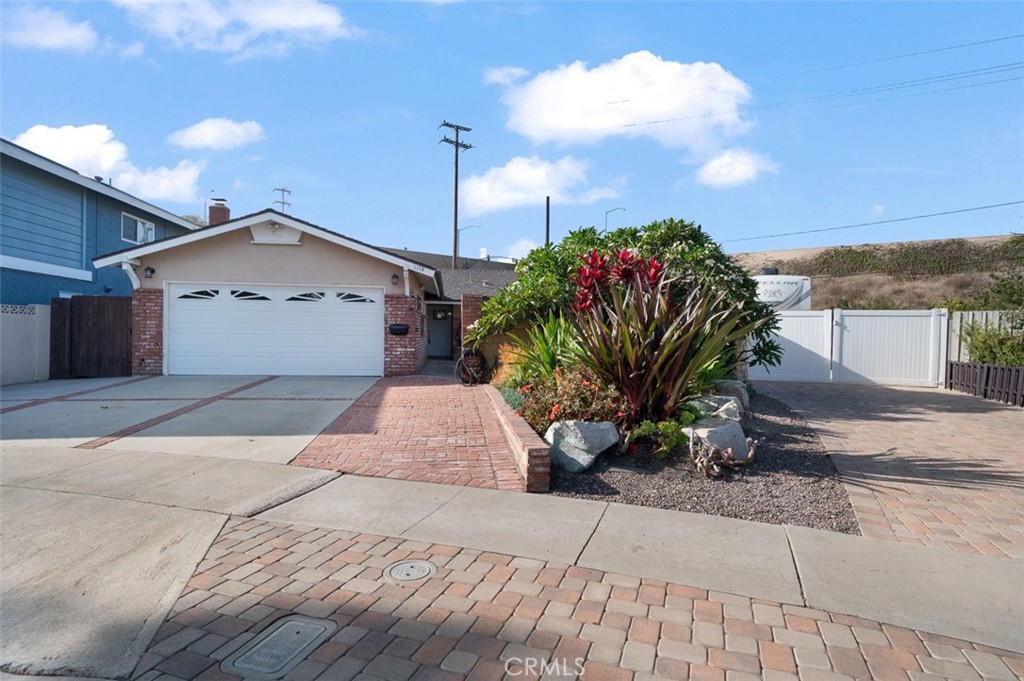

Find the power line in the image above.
[
  {"left": 606, "top": 33, "right": 1024, "bottom": 105},
  {"left": 619, "top": 64, "right": 1023, "bottom": 130},
  {"left": 758, "top": 33, "right": 1024, "bottom": 81},
  {"left": 722, "top": 201, "right": 1024, "bottom": 244}
]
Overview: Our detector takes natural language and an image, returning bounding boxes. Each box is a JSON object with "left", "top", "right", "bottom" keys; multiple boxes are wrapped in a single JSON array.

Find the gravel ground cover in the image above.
[{"left": 550, "top": 393, "right": 861, "bottom": 534}]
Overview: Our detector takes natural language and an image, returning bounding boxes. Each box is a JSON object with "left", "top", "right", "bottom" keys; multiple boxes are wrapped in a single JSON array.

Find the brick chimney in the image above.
[{"left": 208, "top": 198, "right": 230, "bottom": 226}]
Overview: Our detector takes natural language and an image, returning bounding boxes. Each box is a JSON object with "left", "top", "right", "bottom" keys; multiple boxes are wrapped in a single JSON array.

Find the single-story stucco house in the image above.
[{"left": 93, "top": 206, "right": 518, "bottom": 378}]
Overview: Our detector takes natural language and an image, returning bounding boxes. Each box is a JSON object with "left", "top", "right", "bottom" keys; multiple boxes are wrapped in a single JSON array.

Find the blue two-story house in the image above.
[{"left": 0, "top": 138, "right": 197, "bottom": 305}]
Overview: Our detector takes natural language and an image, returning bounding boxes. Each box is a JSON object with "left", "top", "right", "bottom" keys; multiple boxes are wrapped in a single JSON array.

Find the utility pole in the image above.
[
  {"left": 273, "top": 187, "right": 292, "bottom": 212},
  {"left": 439, "top": 121, "right": 473, "bottom": 269}
]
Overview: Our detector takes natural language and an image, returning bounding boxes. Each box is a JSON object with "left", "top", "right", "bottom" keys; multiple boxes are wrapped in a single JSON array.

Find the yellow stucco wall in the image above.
[{"left": 135, "top": 227, "right": 428, "bottom": 297}]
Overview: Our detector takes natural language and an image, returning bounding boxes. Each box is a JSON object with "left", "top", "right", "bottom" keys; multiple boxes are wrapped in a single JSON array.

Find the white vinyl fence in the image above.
[
  {"left": 1, "top": 304, "right": 50, "bottom": 386},
  {"left": 749, "top": 308, "right": 948, "bottom": 387}
]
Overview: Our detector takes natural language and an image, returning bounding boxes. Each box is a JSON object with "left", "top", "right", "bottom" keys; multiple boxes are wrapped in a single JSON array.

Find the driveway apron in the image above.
[{"left": 759, "top": 382, "right": 1024, "bottom": 558}]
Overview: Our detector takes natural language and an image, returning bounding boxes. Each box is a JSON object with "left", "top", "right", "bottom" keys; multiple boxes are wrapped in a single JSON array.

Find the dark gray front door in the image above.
[{"left": 427, "top": 306, "right": 452, "bottom": 358}]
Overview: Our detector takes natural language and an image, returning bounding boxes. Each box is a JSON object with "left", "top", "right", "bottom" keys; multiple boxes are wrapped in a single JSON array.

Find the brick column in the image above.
[
  {"left": 384, "top": 294, "right": 427, "bottom": 376},
  {"left": 460, "top": 294, "right": 484, "bottom": 341},
  {"left": 132, "top": 289, "right": 163, "bottom": 376}
]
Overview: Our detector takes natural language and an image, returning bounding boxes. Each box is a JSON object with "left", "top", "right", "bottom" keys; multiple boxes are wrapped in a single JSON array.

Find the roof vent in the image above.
[{"left": 760, "top": 267, "right": 779, "bottom": 275}]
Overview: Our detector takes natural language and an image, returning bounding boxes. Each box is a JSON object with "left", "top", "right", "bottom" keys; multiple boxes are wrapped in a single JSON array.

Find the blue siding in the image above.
[
  {"left": 1, "top": 265, "right": 132, "bottom": 305},
  {"left": 0, "top": 153, "right": 193, "bottom": 305},
  {"left": 0, "top": 159, "right": 84, "bottom": 268}
]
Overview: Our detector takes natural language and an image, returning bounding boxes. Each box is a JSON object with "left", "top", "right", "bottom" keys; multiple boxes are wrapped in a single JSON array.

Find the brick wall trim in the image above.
[
  {"left": 384, "top": 294, "right": 427, "bottom": 376},
  {"left": 131, "top": 288, "right": 163, "bottom": 376}
]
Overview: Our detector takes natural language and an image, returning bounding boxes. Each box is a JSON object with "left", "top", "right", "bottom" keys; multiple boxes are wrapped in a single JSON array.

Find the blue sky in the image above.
[{"left": 2, "top": 2, "right": 1022, "bottom": 259}]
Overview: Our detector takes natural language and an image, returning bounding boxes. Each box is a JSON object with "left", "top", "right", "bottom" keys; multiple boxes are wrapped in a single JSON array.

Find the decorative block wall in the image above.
[
  {"left": 132, "top": 289, "right": 164, "bottom": 376},
  {"left": 384, "top": 294, "right": 427, "bottom": 376}
]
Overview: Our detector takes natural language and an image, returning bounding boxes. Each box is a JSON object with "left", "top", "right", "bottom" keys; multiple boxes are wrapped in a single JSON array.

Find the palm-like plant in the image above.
[
  {"left": 502, "top": 311, "right": 581, "bottom": 384},
  {"left": 571, "top": 249, "right": 768, "bottom": 424}
]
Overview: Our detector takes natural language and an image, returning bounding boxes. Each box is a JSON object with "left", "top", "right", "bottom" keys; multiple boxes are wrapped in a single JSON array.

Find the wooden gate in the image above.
[{"left": 50, "top": 296, "right": 132, "bottom": 379}]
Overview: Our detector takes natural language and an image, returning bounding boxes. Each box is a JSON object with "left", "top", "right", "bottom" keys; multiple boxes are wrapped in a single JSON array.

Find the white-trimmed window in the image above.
[{"left": 122, "top": 213, "right": 156, "bottom": 244}]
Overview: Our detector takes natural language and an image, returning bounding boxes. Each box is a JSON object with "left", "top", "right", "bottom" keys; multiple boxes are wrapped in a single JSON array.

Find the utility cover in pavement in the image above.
[
  {"left": 385, "top": 559, "right": 436, "bottom": 582},
  {"left": 221, "top": 615, "right": 337, "bottom": 679}
]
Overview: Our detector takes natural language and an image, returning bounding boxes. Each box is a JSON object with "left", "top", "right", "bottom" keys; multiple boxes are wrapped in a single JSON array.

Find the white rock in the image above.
[
  {"left": 712, "top": 379, "right": 750, "bottom": 409},
  {"left": 544, "top": 420, "right": 620, "bottom": 473},
  {"left": 684, "top": 417, "right": 748, "bottom": 460}
]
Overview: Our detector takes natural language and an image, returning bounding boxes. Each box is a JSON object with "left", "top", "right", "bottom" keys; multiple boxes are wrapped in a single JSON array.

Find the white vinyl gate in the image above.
[{"left": 749, "top": 309, "right": 948, "bottom": 387}]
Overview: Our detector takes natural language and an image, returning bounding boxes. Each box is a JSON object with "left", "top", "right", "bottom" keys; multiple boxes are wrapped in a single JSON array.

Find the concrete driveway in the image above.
[{"left": 1, "top": 375, "right": 376, "bottom": 460}]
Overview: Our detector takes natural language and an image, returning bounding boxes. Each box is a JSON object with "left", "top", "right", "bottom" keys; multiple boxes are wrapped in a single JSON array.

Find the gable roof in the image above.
[
  {"left": 380, "top": 247, "right": 517, "bottom": 272},
  {"left": 93, "top": 208, "right": 442, "bottom": 295},
  {"left": 435, "top": 267, "right": 519, "bottom": 299},
  {"left": 1, "top": 138, "right": 198, "bottom": 232}
]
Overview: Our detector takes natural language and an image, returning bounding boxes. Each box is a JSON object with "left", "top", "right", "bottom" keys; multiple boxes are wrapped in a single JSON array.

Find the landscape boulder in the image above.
[
  {"left": 544, "top": 420, "right": 620, "bottom": 473},
  {"left": 691, "top": 395, "right": 745, "bottom": 423},
  {"left": 683, "top": 417, "right": 749, "bottom": 461},
  {"left": 712, "top": 379, "right": 750, "bottom": 409}
]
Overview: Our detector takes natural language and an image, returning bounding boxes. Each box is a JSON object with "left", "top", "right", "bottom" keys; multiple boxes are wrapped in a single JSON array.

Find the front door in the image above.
[{"left": 427, "top": 305, "right": 452, "bottom": 358}]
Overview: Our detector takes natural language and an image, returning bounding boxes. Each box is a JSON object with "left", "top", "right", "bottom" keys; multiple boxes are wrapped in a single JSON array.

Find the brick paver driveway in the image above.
[
  {"left": 759, "top": 382, "right": 1024, "bottom": 558},
  {"left": 292, "top": 377, "right": 525, "bottom": 491}
]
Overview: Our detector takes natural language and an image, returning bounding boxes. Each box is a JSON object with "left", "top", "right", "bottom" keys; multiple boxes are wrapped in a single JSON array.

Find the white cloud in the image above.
[
  {"left": 120, "top": 41, "right": 146, "bottom": 58},
  {"left": 2, "top": 6, "right": 98, "bottom": 52},
  {"left": 14, "top": 124, "right": 204, "bottom": 203},
  {"left": 696, "top": 149, "right": 778, "bottom": 188},
  {"left": 484, "top": 66, "right": 528, "bottom": 87},
  {"left": 872, "top": 204, "right": 886, "bottom": 217},
  {"left": 490, "top": 51, "right": 752, "bottom": 152},
  {"left": 461, "top": 156, "right": 618, "bottom": 217},
  {"left": 505, "top": 238, "right": 540, "bottom": 260},
  {"left": 112, "top": 0, "right": 360, "bottom": 58},
  {"left": 169, "top": 118, "right": 265, "bottom": 150}
]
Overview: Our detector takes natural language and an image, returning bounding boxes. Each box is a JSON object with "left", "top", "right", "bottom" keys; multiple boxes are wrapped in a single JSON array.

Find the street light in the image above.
[
  {"left": 455, "top": 225, "right": 482, "bottom": 267},
  {"left": 605, "top": 207, "right": 626, "bottom": 229}
]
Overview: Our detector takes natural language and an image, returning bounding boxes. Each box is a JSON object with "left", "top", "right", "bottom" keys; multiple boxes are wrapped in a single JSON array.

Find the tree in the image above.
[
  {"left": 181, "top": 214, "right": 207, "bottom": 227},
  {"left": 466, "top": 218, "right": 782, "bottom": 368}
]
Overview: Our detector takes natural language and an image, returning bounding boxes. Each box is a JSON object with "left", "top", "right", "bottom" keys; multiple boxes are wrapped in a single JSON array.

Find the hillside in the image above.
[{"left": 732, "top": 234, "right": 1022, "bottom": 310}]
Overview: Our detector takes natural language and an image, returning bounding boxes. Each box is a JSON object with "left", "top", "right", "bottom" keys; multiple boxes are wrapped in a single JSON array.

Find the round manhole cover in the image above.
[{"left": 385, "top": 559, "right": 436, "bottom": 583}]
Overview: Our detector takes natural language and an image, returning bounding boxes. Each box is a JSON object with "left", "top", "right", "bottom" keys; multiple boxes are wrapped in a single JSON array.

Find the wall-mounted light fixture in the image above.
[
  {"left": 143, "top": 266, "right": 156, "bottom": 279},
  {"left": 391, "top": 273, "right": 400, "bottom": 286}
]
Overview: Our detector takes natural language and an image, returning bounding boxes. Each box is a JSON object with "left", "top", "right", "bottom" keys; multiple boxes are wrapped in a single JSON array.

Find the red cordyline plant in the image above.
[{"left": 570, "top": 248, "right": 767, "bottom": 425}]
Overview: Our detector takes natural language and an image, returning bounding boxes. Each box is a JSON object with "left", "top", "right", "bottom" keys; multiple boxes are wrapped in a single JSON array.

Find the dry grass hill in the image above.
[{"left": 731, "top": 234, "right": 1021, "bottom": 310}]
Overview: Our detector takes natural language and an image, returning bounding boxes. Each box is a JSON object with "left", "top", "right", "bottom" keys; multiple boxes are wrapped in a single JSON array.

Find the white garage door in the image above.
[{"left": 167, "top": 283, "right": 384, "bottom": 376}]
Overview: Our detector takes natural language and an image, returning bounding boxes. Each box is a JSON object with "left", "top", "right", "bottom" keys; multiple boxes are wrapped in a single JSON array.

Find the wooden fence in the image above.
[
  {"left": 946, "top": 361, "right": 1024, "bottom": 407},
  {"left": 947, "top": 310, "right": 1014, "bottom": 362},
  {"left": 50, "top": 296, "right": 132, "bottom": 379}
]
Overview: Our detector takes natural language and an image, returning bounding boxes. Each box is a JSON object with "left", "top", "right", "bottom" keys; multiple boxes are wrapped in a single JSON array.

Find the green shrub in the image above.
[
  {"left": 962, "top": 323, "right": 1024, "bottom": 367},
  {"left": 518, "top": 366, "right": 623, "bottom": 435},
  {"left": 465, "top": 218, "right": 781, "bottom": 370},
  {"left": 499, "top": 385, "right": 526, "bottom": 411},
  {"left": 627, "top": 404, "right": 702, "bottom": 459},
  {"left": 501, "top": 311, "right": 579, "bottom": 385}
]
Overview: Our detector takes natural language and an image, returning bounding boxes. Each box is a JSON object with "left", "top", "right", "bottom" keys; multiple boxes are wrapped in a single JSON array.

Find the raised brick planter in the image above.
[{"left": 484, "top": 384, "right": 550, "bottom": 492}]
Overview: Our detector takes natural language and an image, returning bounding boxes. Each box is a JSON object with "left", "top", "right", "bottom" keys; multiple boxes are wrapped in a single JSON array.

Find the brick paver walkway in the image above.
[
  {"left": 759, "top": 382, "right": 1024, "bottom": 558},
  {"left": 134, "top": 516, "right": 1024, "bottom": 681},
  {"left": 292, "top": 377, "right": 525, "bottom": 491}
]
